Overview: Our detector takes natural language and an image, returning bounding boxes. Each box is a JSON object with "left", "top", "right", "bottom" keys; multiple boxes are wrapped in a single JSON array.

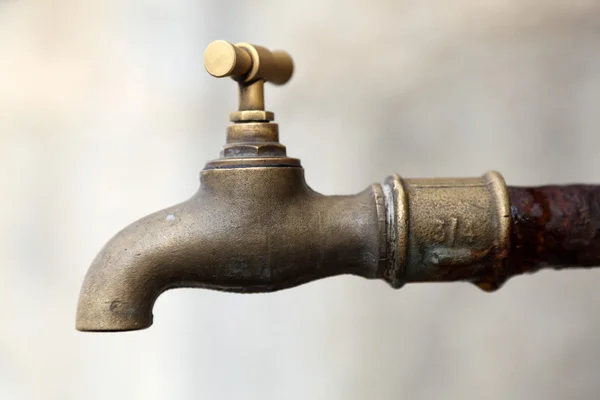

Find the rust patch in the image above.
[{"left": 502, "top": 185, "right": 600, "bottom": 285}]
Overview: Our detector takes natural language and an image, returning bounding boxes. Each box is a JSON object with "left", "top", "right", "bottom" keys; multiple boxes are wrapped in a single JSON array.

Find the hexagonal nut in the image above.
[
  {"left": 223, "top": 142, "right": 287, "bottom": 158},
  {"left": 230, "top": 110, "right": 275, "bottom": 122}
]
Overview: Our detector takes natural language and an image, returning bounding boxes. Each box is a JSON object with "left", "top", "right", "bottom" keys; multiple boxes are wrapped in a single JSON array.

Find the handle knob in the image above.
[{"left": 204, "top": 40, "right": 294, "bottom": 85}]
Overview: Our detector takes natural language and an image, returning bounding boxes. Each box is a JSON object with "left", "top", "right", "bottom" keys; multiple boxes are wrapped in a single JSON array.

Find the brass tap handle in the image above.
[{"left": 204, "top": 40, "right": 294, "bottom": 85}]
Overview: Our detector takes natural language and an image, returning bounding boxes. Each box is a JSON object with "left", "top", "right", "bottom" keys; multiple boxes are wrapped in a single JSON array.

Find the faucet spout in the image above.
[{"left": 76, "top": 197, "right": 210, "bottom": 331}]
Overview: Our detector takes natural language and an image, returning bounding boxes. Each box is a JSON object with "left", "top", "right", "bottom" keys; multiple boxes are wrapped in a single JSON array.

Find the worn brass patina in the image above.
[{"left": 76, "top": 41, "right": 600, "bottom": 332}]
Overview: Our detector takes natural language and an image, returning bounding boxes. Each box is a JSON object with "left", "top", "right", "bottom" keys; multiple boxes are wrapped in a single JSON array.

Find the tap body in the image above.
[{"left": 76, "top": 166, "right": 381, "bottom": 331}]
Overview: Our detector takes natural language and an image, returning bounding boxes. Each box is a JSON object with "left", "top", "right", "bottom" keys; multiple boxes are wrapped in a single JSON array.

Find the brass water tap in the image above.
[{"left": 76, "top": 41, "right": 600, "bottom": 332}]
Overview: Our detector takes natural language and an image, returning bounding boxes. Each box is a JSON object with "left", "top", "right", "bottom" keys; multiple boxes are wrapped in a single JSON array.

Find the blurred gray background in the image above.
[{"left": 2, "top": 1, "right": 600, "bottom": 399}]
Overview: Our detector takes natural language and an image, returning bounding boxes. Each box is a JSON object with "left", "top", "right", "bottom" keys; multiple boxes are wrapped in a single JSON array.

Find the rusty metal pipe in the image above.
[{"left": 505, "top": 185, "right": 600, "bottom": 281}]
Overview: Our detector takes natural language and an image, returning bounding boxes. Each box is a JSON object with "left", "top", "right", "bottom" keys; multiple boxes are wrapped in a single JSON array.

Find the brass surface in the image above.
[
  {"left": 203, "top": 41, "right": 295, "bottom": 163},
  {"left": 222, "top": 142, "right": 286, "bottom": 158},
  {"left": 203, "top": 41, "right": 293, "bottom": 85},
  {"left": 382, "top": 172, "right": 510, "bottom": 288},
  {"left": 76, "top": 167, "right": 381, "bottom": 331},
  {"left": 204, "top": 156, "right": 301, "bottom": 169},
  {"left": 230, "top": 110, "right": 275, "bottom": 122},
  {"left": 76, "top": 163, "right": 510, "bottom": 331},
  {"left": 238, "top": 80, "right": 265, "bottom": 111},
  {"left": 226, "top": 122, "right": 279, "bottom": 143},
  {"left": 77, "top": 40, "right": 590, "bottom": 333},
  {"left": 204, "top": 40, "right": 252, "bottom": 79}
]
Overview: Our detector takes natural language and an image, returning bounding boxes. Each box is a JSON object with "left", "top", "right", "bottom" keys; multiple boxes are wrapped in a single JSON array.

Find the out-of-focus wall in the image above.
[{"left": 2, "top": 1, "right": 600, "bottom": 399}]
